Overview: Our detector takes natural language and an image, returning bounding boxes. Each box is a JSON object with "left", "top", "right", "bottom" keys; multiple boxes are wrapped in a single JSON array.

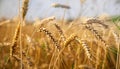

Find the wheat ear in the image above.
[
  {"left": 54, "top": 23, "right": 66, "bottom": 43},
  {"left": 32, "top": 16, "right": 55, "bottom": 38},
  {"left": 86, "top": 19, "right": 108, "bottom": 28},
  {"left": 18, "top": 0, "right": 29, "bottom": 68},
  {"left": 22, "top": 0, "right": 29, "bottom": 20},
  {"left": 10, "top": 22, "right": 20, "bottom": 58},
  {"left": 75, "top": 37, "right": 93, "bottom": 61},
  {"left": 51, "top": 3, "right": 70, "bottom": 9},
  {"left": 52, "top": 34, "right": 77, "bottom": 69},
  {"left": 38, "top": 28, "right": 61, "bottom": 50},
  {"left": 85, "top": 24, "right": 108, "bottom": 68},
  {"left": 34, "top": 16, "right": 55, "bottom": 28},
  {"left": 64, "top": 34, "right": 77, "bottom": 47},
  {"left": 85, "top": 24, "right": 108, "bottom": 48}
]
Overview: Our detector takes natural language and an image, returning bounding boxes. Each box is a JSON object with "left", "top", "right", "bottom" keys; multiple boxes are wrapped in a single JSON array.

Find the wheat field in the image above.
[{"left": 0, "top": 0, "right": 120, "bottom": 69}]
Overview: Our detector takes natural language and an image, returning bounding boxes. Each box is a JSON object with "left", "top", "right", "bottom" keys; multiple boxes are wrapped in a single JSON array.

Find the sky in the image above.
[{"left": 0, "top": 0, "right": 120, "bottom": 21}]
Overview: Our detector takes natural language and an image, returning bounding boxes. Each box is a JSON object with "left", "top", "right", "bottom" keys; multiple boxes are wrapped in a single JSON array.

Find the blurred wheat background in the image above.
[{"left": 0, "top": 0, "right": 120, "bottom": 69}]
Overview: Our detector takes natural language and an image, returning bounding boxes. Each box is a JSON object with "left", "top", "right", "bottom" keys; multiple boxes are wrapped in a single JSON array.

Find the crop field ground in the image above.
[{"left": 0, "top": 0, "right": 120, "bottom": 69}]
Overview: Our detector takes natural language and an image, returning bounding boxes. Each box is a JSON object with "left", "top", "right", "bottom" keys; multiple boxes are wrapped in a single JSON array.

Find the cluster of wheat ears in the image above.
[{"left": 0, "top": 0, "right": 120, "bottom": 69}]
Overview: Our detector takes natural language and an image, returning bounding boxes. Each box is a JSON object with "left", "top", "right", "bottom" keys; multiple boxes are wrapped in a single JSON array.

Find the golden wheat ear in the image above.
[
  {"left": 64, "top": 34, "right": 77, "bottom": 47},
  {"left": 75, "top": 37, "right": 93, "bottom": 62},
  {"left": 21, "top": 0, "right": 29, "bottom": 26},
  {"left": 6, "top": 22, "right": 20, "bottom": 67},
  {"left": 85, "top": 24, "right": 108, "bottom": 48},
  {"left": 10, "top": 22, "right": 20, "bottom": 58},
  {"left": 86, "top": 19, "right": 108, "bottom": 28},
  {"left": 22, "top": 0, "right": 29, "bottom": 20},
  {"left": 38, "top": 28, "right": 61, "bottom": 50},
  {"left": 54, "top": 23, "right": 66, "bottom": 43},
  {"left": 32, "top": 16, "right": 56, "bottom": 38},
  {"left": 34, "top": 16, "right": 55, "bottom": 28}
]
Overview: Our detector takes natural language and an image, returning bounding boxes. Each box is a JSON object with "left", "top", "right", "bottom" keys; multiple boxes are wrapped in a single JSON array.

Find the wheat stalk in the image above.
[
  {"left": 0, "top": 20, "right": 10, "bottom": 26},
  {"left": 95, "top": 46, "right": 101, "bottom": 69},
  {"left": 112, "top": 30, "right": 120, "bottom": 69},
  {"left": 19, "top": 0, "right": 29, "bottom": 68}
]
